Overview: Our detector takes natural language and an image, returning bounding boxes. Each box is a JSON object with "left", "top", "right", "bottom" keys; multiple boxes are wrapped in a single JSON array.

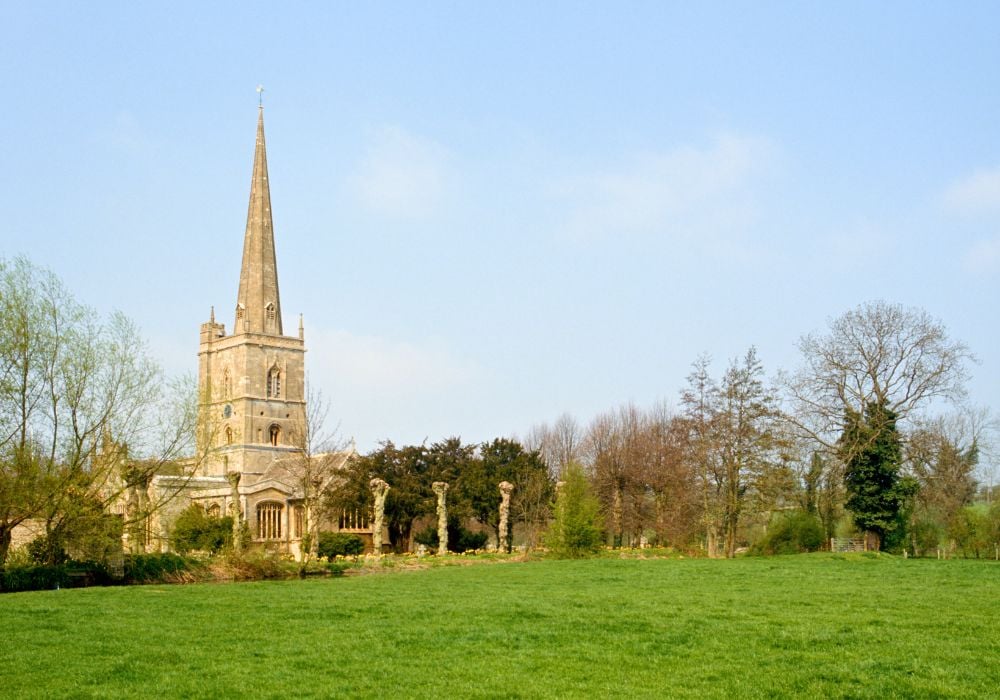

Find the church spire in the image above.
[{"left": 235, "top": 100, "right": 283, "bottom": 335}]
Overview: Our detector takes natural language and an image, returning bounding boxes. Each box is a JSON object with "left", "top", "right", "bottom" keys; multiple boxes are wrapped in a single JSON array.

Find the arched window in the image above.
[
  {"left": 266, "top": 302, "right": 276, "bottom": 325},
  {"left": 225, "top": 427, "right": 233, "bottom": 445},
  {"left": 256, "top": 502, "right": 283, "bottom": 540},
  {"left": 293, "top": 505, "right": 305, "bottom": 539},
  {"left": 236, "top": 304, "right": 245, "bottom": 323},
  {"left": 269, "top": 424, "right": 281, "bottom": 446},
  {"left": 267, "top": 366, "right": 281, "bottom": 398},
  {"left": 207, "top": 503, "right": 221, "bottom": 518},
  {"left": 223, "top": 369, "right": 232, "bottom": 399}
]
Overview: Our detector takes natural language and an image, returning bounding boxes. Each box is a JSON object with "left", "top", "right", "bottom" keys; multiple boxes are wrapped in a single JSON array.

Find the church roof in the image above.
[
  {"left": 235, "top": 105, "right": 283, "bottom": 335},
  {"left": 252, "top": 449, "right": 356, "bottom": 496}
]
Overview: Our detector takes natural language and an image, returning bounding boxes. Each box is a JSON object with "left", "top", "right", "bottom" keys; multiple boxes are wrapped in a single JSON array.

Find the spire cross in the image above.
[{"left": 256, "top": 84, "right": 264, "bottom": 107}]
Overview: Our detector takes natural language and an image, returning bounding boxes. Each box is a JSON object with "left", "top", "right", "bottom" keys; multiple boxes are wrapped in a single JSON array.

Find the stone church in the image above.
[{"left": 147, "top": 105, "right": 362, "bottom": 556}]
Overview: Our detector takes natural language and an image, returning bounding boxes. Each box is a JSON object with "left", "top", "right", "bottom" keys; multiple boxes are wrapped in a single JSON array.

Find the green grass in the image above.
[{"left": 2, "top": 554, "right": 999, "bottom": 698}]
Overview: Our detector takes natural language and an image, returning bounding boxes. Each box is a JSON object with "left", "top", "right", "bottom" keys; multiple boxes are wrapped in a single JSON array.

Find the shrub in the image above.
[
  {"left": 317, "top": 532, "right": 365, "bottom": 559},
  {"left": 949, "top": 506, "right": 993, "bottom": 559},
  {"left": 751, "top": 511, "right": 825, "bottom": 555},
  {"left": 64, "top": 560, "right": 117, "bottom": 587},
  {"left": 171, "top": 504, "right": 233, "bottom": 554},
  {"left": 27, "top": 533, "right": 69, "bottom": 566},
  {"left": 910, "top": 518, "right": 944, "bottom": 556},
  {"left": 1, "top": 564, "right": 69, "bottom": 592},
  {"left": 124, "top": 553, "right": 195, "bottom": 584}
]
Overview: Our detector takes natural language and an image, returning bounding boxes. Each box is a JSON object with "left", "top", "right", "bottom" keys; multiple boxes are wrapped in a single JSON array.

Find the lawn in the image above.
[{"left": 1, "top": 554, "right": 998, "bottom": 698}]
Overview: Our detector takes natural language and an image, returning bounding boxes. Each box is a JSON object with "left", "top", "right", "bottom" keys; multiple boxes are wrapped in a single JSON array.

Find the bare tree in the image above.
[
  {"left": 523, "top": 412, "right": 583, "bottom": 478},
  {"left": 785, "top": 301, "right": 974, "bottom": 448},
  {"left": 908, "top": 407, "right": 994, "bottom": 532},
  {"left": 289, "top": 380, "right": 343, "bottom": 563}
]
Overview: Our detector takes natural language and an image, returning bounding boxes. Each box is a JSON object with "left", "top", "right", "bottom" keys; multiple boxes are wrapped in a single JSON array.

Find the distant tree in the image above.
[
  {"left": 948, "top": 506, "right": 993, "bottom": 559},
  {"left": 716, "top": 347, "right": 782, "bottom": 558},
  {"left": 839, "top": 400, "right": 919, "bottom": 550},
  {"left": 0, "top": 256, "right": 198, "bottom": 567},
  {"left": 908, "top": 411, "right": 984, "bottom": 537},
  {"left": 681, "top": 354, "right": 724, "bottom": 557},
  {"left": 785, "top": 302, "right": 973, "bottom": 551},
  {"left": 457, "top": 437, "right": 550, "bottom": 549},
  {"left": 287, "top": 383, "right": 343, "bottom": 564},
  {"left": 786, "top": 301, "right": 973, "bottom": 448},
  {"left": 545, "top": 462, "right": 603, "bottom": 558},
  {"left": 642, "top": 403, "right": 701, "bottom": 548},
  {"left": 526, "top": 413, "right": 584, "bottom": 478},
  {"left": 327, "top": 441, "right": 433, "bottom": 553}
]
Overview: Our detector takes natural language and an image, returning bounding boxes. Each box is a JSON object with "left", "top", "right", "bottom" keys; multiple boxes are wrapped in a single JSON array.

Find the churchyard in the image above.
[{"left": 2, "top": 553, "right": 998, "bottom": 698}]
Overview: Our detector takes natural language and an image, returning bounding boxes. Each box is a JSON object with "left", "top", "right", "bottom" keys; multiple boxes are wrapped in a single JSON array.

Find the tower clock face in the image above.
[{"left": 223, "top": 404, "right": 233, "bottom": 419}]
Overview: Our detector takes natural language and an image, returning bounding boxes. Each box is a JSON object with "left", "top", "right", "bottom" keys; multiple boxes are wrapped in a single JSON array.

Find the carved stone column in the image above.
[
  {"left": 432, "top": 481, "right": 449, "bottom": 555},
  {"left": 498, "top": 481, "right": 514, "bottom": 553},
  {"left": 370, "top": 478, "right": 390, "bottom": 556},
  {"left": 226, "top": 471, "right": 242, "bottom": 554}
]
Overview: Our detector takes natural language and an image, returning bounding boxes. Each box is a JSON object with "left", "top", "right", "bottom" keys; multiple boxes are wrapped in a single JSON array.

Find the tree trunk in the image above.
[
  {"left": 706, "top": 524, "right": 719, "bottom": 558},
  {"left": 0, "top": 527, "right": 12, "bottom": 568},
  {"left": 611, "top": 487, "right": 623, "bottom": 548}
]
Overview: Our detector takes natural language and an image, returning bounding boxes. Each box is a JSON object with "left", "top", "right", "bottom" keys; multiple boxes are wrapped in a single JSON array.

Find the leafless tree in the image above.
[{"left": 785, "top": 301, "right": 974, "bottom": 448}]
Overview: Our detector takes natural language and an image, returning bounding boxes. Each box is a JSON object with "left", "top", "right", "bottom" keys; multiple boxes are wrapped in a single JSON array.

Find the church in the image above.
[{"left": 148, "top": 104, "right": 361, "bottom": 556}]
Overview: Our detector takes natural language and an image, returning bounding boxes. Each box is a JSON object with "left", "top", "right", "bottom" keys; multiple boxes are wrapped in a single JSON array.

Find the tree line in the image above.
[
  {"left": 519, "top": 302, "right": 996, "bottom": 556},
  {"left": 2, "top": 256, "right": 997, "bottom": 567}
]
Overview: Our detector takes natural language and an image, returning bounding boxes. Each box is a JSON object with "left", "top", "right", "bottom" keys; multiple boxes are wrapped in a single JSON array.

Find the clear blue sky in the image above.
[{"left": 3, "top": 3, "right": 998, "bottom": 457}]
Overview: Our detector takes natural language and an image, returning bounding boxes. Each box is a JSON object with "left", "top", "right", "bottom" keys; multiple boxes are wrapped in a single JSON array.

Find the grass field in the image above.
[{"left": 2, "top": 553, "right": 999, "bottom": 698}]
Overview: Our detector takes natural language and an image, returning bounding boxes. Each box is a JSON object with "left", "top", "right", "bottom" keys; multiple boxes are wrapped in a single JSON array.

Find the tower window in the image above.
[
  {"left": 266, "top": 302, "right": 276, "bottom": 324},
  {"left": 236, "top": 304, "right": 245, "bottom": 322},
  {"left": 269, "top": 424, "right": 281, "bottom": 446},
  {"left": 267, "top": 366, "right": 281, "bottom": 398},
  {"left": 223, "top": 369, "right": 232, "bottom": 399},
  {"left": 225, "top": 427, "right": 233, "bottom": 445}
]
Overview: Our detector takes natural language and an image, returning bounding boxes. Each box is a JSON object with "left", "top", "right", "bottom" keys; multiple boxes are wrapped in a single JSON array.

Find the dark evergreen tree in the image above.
[{"left": 838, "top": 400, "right": 918, "bottom": 550}]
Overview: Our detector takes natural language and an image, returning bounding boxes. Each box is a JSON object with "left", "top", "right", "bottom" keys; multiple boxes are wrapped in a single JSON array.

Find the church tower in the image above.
[{"left": 196, "top": 104, "right": 307, "bottom": 479}]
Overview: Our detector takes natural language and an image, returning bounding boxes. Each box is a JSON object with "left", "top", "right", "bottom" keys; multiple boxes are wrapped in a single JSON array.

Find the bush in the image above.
[
  {"left": 910, "top": 518, "right": 944, "bottom": 556},
  {"left": 124, "top": 553, "right": 195, "bottom": 584},
  {"left": 751, "top": 511, "right": 825, "bottom": 555},
  {"left": 949, "top": 506, "right": 993, "bottom": 559},
  {"left": 27, "top": 533, "right": 69, "bottom": 566},
  {"left": 317, "top": 532, "right": 365, "bottom": 558},
  {"left": 171, "top": 504, "right": 234, "bottom": 554},
  {"left": 1, "top": 564, "right": 69, "bottom": 592}
]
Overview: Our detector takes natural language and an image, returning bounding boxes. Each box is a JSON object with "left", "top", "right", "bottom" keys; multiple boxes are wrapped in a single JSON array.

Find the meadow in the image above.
[{"left": 2, "top": 554, "right": 998, "bottom": 698}]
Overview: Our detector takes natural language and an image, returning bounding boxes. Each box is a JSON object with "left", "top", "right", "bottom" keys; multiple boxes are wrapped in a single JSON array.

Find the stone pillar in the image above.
[
  {"left": 370, "top": 478, "right": 390, "bottom": 556},
  {"left": 498, "top": 481, "right": 514, "bottom": 553},
  {"left": 226, "top": 471, "right": 242, "bottom": 554},
  {"left": 432, "top": 481, "right": 449, "bottom": 555}
]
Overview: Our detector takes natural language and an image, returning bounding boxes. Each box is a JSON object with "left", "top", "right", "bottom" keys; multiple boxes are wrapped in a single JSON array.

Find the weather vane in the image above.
[{"left": 256, "top": 84, "right": 264, "bottom": 107}]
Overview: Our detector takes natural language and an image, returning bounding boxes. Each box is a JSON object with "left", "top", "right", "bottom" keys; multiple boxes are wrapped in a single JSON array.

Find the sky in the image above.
[{"left": 2, "top": 3, "right": 999, "bottom": 457}]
